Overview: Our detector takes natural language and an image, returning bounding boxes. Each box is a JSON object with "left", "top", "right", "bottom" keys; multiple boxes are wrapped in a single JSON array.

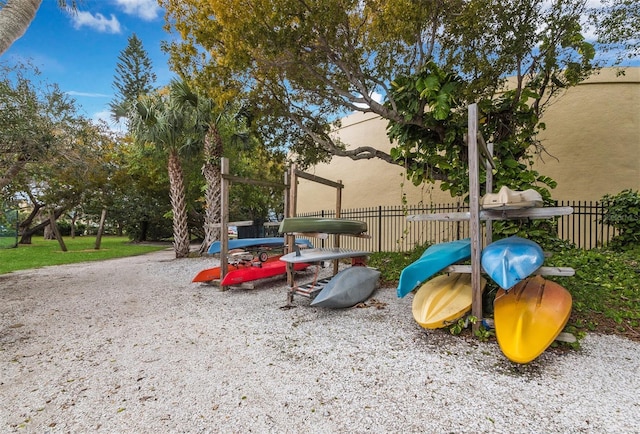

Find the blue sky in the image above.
[{"left": 3, "top": 0, "right": 174, "bottom": 128}]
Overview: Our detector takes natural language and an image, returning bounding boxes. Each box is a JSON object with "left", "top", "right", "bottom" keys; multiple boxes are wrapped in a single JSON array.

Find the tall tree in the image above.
[
  {"left": 0, "top": 62, "right": 79, "bottom": 192},
  {"left": 110, "top": 33, "right": 157, "bottom": 123},
  {"left": 167, "top": 81, "right": 223, "bottom": 254},
  {"left": 129, "top": 80, "right": 200, "bottom": 258},
  {"left": 161, "top": 0, "right": 601, "bottom": 195}
]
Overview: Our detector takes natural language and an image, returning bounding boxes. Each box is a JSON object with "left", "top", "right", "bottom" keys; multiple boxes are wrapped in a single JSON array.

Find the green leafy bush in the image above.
[{"left": 601, "top": 189, "right": 640, "bottom": 251}]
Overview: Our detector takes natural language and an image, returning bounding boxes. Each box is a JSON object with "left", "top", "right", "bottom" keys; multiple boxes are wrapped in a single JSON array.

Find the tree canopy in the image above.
[
  {"left": 161, "top": 0, "right": 599, "bottom": 198},
  {"left": 0, "top": 62, "right": 82, "bottom": 192}
]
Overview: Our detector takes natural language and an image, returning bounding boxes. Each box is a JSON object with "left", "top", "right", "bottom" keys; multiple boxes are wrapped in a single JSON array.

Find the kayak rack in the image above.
[
  {"left": 286, "top": 276, "right": 333, "bottom": 305},
  {"left": 407, "top": 104, "right": 575, "bottom": 334}
]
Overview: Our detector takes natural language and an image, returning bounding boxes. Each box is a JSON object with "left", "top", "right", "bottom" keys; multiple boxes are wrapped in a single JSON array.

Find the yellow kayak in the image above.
[
  {"left": 494, "top": 276, "right": 572, "bottom": 364},
  {"left": 412, "top": 273, "right": 486, "bottom": 329}
]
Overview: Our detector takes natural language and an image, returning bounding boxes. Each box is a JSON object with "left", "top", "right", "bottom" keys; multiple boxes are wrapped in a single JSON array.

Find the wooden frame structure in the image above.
[
  {"left": 217, "top": 158, "right": 344, "bottom": 290},
  {"left": 218, "top": 157, "right": 288, "bottom": 290},
  {"left": 285, "top": 164, "right": 344, "bottom": 285}
]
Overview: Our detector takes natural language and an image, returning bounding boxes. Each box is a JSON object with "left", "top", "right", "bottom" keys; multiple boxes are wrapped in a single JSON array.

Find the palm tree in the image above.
[
  {"left": 170, "top": 82, "right": 253, "bottom": 255},
  {"left": 129, "top": 81, "right": 196, "bottom": 258},
  {"left": 167, "top": 81, "right": 223, "bottom": 254},
  {"left": 0, "top": 1, "right": 75, "bottom": 56}
]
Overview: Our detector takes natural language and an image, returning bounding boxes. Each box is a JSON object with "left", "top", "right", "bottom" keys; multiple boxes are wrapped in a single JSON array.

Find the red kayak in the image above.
[
  {"left": 221, "top": 259, "right": 310, "bottom": 286},
  {"left": 192, "top": 256, "right": 282, "bottom": 283}
]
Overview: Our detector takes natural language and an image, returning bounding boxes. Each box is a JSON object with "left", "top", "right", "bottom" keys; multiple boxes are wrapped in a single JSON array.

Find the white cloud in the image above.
[
  {"left": 353, "top": 91, "right": 385, "bottom": 109},
  {"left": 113, "top": 0, "right": 162, "bottom": 21},
  {"left": 93, "top": 110, "right": 127, "bottom": 133},
  {"left": 71, "top": 11, "right": 121, "bottom": 34},
  {"left": 67, "top": 91, "right": 111, "bottom": 98}
]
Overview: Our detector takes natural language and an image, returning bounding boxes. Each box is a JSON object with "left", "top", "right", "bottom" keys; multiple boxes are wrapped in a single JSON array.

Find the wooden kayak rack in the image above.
[{"left": 407, "top": 104, "right": 575, "bottom": 333}]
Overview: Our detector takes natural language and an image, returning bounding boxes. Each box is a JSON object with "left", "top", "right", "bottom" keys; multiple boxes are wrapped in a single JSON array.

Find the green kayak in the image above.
[{"left": 279, "top": 217, "right": 367, "bottom": 235}]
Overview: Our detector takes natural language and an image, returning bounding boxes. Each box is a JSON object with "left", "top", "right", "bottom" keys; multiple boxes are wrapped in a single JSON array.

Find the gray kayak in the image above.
[{"left": 310, "top": 266, "right": 380, "bottom": 308}]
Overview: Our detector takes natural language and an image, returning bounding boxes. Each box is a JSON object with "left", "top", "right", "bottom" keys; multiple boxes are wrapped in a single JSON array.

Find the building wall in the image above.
[{"left": 295, "top": 67, "right": 640, "bottom": 214}]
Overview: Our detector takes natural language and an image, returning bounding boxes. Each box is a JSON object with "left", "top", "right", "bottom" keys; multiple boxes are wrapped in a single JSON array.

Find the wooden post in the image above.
[
  {"left": 286, "top": 165, "right": 298, "bottom": 287},
  {"left": 333, "top": 179, "right": 342, "bottom": 274},
  {"left": 220, "top": 157, "right": 230, "bottom": 291},
  {"left": 468, "top": 104, "right": 483, "bottom": 333},
  {"left": 48, "top": 211, "right": 67, "bottom": 252}
]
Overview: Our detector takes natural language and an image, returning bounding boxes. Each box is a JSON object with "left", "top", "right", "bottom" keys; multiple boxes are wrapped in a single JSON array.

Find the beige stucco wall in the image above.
[
  {"left": 535, "top": 68, "right": 640, "bottom": 199},
  {"left": 296, "top": 67, "right": 640, "bottom": 213}
]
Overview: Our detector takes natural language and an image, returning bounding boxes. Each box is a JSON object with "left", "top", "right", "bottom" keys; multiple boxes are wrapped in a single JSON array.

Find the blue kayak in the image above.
[
  {"left": 481, "top": 236, "right": 544, "bottom": 290},
  {"left": 208, "top": 237, "right": 312, "bottom": 255},
  {"left": 397, "top": 239, "right": 471, "bottom": 298}
]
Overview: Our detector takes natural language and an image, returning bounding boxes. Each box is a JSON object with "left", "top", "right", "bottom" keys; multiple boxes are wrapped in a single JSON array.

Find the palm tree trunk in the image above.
[
  {"left": 199, "top": 125, "right": 224, "bottom": 254},
  {"left": 0, "top": 0, "right": 42, "bottom": 55},
  {"left": 168, "top": 148, "right": 190, "bottom": 258}
]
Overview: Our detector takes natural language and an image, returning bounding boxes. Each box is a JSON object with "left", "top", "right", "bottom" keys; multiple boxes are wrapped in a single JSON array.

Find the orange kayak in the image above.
[{"left": 494, "top": 276, "right": 572, "bottom": 364}]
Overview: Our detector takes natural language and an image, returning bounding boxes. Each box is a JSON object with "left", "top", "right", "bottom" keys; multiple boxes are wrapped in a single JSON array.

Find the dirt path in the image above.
[{"left": 1, "top": 250, "right": 639, "bottom": 433}]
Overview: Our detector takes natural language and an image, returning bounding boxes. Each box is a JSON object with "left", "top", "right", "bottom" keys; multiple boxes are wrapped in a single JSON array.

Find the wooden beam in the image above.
[
  {"left": 294, "top": 169, "right": 344, "bottom": 189},
  {"left": 407, "top": 207, "right": 574, "bottom": 222},
  {"left": 221, "top": 174, "right": 285, "bottom": 189},
  {"left": 444, "top": 265, "right": 575, "bottom": 277}
]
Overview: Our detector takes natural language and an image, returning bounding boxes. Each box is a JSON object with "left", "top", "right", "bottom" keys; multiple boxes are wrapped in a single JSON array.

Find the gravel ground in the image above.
[{"left": 1, "top": 249, "right": 639, "bottom": 433}]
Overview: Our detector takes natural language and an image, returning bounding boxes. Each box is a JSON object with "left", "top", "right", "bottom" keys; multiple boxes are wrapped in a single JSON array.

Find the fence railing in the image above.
[
  {"left": 298, "top": 200, "right": 617, "bottom": 252},
  {"left": 0, "top": 209, "right": 19, "bottom": 249}
]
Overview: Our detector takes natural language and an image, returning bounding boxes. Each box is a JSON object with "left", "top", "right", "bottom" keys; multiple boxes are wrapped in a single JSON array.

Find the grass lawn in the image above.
[{"left": 0, "top": 236, "right": 168, "bottom": 274}]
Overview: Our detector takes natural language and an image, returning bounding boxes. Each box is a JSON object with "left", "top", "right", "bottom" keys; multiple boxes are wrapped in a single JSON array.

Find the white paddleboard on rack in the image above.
[{"left": 280, "top": 248, "right": 369, "bottom": 264}]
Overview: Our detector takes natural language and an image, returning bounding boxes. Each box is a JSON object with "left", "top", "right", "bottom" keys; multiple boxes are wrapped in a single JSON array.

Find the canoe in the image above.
[
  {"left": 412, "top": 273, "right": 486, "bottom": 329},
  {"left": 279, "top": 217, "right": 368, "bottom": 235},
  {"left": 481, "top": 236, "right": 544, "bottom": 290},
  {"left": 208, "top": 237, "right": 312, "bottom": 255},
  {"left": 494, "top": 276, "right": 572, "bottom": 364},
  {"left": 310, "top": 266, "right": 381, "bottom": 308},
  {"left": 481, "top": 186, "right": 543, "bottom": 210},
  {"left": 397, "top": 239, "right": 471, "bottom": 298},
  {"left": 192, "top": 255, "right": 282, "bottom": 283},
  {"left": 220, "top": 259, "right": 310, "bottom": 286},
  {"left": 279, "top": 248, "right": 369, "bottom": 264}
]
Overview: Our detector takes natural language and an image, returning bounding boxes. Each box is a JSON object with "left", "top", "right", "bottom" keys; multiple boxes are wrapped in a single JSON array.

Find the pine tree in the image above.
[{"left": 110, "top": 33, "right": 157, "bottom": 123}]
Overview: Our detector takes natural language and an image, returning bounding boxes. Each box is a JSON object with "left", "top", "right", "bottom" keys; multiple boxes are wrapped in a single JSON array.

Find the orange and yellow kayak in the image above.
[{"left": 494, "top": 276, "right": 572, "bottom": 364}]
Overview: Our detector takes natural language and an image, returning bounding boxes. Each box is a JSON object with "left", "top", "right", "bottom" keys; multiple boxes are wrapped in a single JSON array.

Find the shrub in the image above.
[{"left": 601, "top": 189, "right": 640, "bottom": 251}]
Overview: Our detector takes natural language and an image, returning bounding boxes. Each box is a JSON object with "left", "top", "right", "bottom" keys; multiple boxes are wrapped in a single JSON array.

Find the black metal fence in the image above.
[
  {"left": 299, "top": 200, "right": 617, "bottom": 252},
  {"left": 0, "top": 209, "right": 19, "bottom": 249}
]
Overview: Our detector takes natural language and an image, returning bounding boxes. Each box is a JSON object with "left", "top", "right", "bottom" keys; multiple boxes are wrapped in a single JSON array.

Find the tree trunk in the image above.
[
  {"left": 94, "top": 208, "right": 107, "bottom": 250},
  {"left": 70, "top": 211, "right": 78, "bottom": 238},
  {"left": 0, "top": 0, "right": 42, "bottom": 55},
  {"left": 168, "top": 148, "right": 190, "bottom": 258},
  {"left": 199, "top": 125, "right": 224, "bottom": 255},
  {"left": 48, "top": 211, "right": 67, "bottom": 252},
  {"left": 19, "top": 207, "right": 65, "bottom": 244},
  {"left": 44, "top": 224, "right": 54, "bottom": 240}
]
